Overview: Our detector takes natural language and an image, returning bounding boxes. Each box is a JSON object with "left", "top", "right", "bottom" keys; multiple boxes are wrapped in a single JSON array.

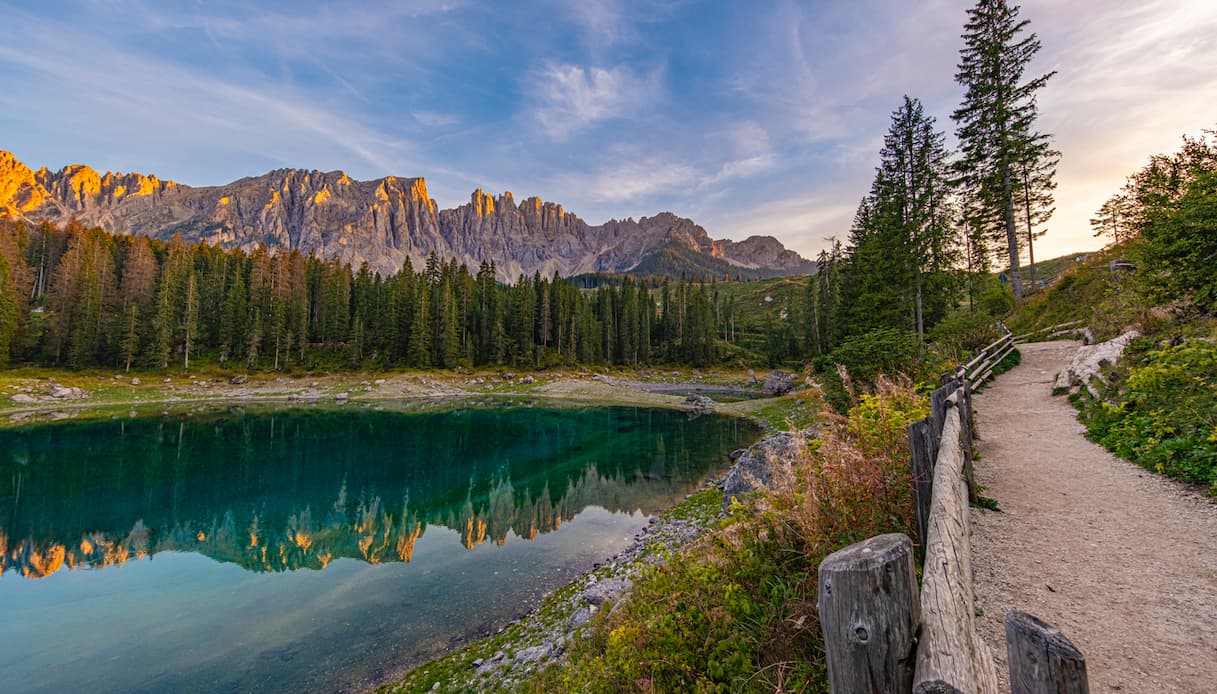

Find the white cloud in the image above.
[
  {"left": 703, "top": 186, "right": 860, "bottom": 258},
  {"left": 565, "top": 156, "right": 699, "bottom": 204},
  {"left": 530, "top": 63, "right": 663, "bottom": 140}
]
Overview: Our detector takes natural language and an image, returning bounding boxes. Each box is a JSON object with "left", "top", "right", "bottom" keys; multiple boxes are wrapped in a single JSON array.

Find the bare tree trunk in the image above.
[
  {"left": 1002, "top": 165, "right": 1023, "bottom": 300},
  {"left": 1022, "top": 165, "right": 1038, "bottom": 290}
]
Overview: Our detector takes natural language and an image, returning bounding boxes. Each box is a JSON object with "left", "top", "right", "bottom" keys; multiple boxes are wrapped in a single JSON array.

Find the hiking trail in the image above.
[{"left": 970, "top": 340, "right": 1217, "bottom": 693}]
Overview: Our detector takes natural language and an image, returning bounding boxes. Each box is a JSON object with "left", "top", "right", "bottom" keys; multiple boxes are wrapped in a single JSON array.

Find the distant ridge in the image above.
[{"left": 0, "top": 150, "right": 816, "bottom": 280}]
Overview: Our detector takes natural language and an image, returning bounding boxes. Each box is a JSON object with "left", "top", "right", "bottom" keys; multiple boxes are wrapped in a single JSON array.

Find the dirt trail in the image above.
[{"left": 971, "top": 340, "right": 1217, "bottom": 693}]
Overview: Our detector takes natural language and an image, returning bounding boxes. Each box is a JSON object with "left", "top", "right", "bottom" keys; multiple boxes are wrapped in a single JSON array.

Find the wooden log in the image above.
[
  {"left": 913, "top": 402, "right": 999, "bottom": 694},
  {"left": 818, "top": 533, "right": 920, "bottom": 694},
  {"left": 1005, "top": 611, "right": 1090, "bottom": 694},
  {"left": 908, "top": 418, "right": 935, "bottom": 560}
]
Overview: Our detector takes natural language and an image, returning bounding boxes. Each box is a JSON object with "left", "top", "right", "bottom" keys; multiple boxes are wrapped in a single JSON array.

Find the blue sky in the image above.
[{"left": 2, "top": 0, "right": 1215, "bottom": 261}]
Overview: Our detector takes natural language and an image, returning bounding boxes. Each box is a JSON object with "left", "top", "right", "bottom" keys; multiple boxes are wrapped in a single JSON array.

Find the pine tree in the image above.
[
  {"left": 118, "top": 236, "right": 159, "bottom": 371},
  {"left": 182, "top": 271, "right": 199, "bottom": 370},
  {"left": 408, "top": 281, "right": 431, "bottom": 367},
  {"left": 869, "top": 96, "right": 958, "bottom": 338},
  {"left": 953, "top": 0, "right": 1055, "bottom": 300},
  {"left": 218, "top": 261, "right": 247, "bottom": 364},
  {"left": 0, "top": 255, "right": 16, "bottom": 366},
  {"left": 1090, "top": 193, "right": 1134, "bottom": 245}
]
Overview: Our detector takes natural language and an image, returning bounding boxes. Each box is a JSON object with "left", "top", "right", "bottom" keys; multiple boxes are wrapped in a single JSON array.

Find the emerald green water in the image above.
[{"left": 0, "top": 406, "right": 756, "bottom": 693}]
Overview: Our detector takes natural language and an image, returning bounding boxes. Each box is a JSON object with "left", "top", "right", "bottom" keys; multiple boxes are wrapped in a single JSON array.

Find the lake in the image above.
[{"left": 0, "top": 405, "right": 757, "bottom": 693}]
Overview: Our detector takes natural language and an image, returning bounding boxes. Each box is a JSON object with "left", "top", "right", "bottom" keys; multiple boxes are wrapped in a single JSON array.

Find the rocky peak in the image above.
[
  {"left": 0, "top": 150, "right": 51, "bottom": 214},
  {"left": 1, "top": 150, "right": 815, "bottom": 280}
]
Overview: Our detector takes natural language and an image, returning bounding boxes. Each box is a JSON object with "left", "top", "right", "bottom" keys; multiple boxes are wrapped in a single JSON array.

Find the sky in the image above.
[{"left": 1, "top": 0, "right": 1215, "bottom": 262}]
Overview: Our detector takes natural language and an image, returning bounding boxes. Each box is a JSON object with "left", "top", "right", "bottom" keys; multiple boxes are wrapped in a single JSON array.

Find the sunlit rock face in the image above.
[{"left": 0, "top": 151, "right": 815, "bottom": 280}]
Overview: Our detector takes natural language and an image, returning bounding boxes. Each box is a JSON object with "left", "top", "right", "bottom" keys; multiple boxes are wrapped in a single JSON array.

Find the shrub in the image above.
[
  {"left": 1081, "top": 338, "right": 1217, "bottom": 493},
  {"left": 929, "top": 310, "right": 1001, "bottom": 362}
]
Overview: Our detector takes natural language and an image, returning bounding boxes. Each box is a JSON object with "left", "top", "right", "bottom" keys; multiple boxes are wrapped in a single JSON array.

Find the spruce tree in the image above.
[
  {"left": 0, "top": 255, "right": 16, "bottom": 366},
  {"left": 952, "top": 0, "right": 1055, "bottom": 299}
]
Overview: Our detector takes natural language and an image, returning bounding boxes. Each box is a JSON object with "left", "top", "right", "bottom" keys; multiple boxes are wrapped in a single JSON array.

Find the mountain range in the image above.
[{"left": 0, "top": 150, "right": 815, "bottom": 280}]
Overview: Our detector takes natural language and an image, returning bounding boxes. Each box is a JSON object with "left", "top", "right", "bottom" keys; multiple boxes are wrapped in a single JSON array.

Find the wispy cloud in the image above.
[
  {"left": 529, "top": 63, "right": 664, "bottom": 141},
  {"left": 0, "top": 2, "right": 472, "bottom": 179}
]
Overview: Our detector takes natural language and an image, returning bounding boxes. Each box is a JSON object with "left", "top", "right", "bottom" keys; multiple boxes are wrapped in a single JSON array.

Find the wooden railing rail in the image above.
[
  {"left": 1010, "top": 320, "right": 1087, "bottom": 343},
  {"left": 817, "top": 328, "right": 1090, "bottom": 694}
]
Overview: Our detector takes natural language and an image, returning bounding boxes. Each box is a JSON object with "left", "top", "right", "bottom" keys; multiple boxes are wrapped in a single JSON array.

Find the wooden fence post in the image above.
[
  {"left": 909, "top": 418, "right": 935, "bottom": 562},
  {"left": 930, "top": 383, "right": 952, "bottom": 440},
  {"left": 1004, "top": 611, "right": 1089, "bottom": 694},
  {"left": 957, "top": 380, "right": 978, "bottom": 503},
  {"left": 818, "top": 533, "right": 920, "bottom": 694}
]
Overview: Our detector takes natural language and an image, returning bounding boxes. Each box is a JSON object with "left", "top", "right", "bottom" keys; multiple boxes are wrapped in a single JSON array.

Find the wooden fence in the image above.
[
  {"left": 1009, "top": 320, "right": 1087, "bottom": 343},
  {"left": 817, "top": 328, "right": 1090, "bottom": 694}
]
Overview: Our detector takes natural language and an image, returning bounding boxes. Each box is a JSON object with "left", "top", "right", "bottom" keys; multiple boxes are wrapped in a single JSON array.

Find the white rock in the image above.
[{"left": 1053, "top": 330, "right": 1141, "bottom": 396}]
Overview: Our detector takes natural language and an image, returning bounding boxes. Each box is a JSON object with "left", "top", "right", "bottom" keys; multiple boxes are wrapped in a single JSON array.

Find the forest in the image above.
[{"left": 0, "top": 219, "right": 722, "bottom": 371}]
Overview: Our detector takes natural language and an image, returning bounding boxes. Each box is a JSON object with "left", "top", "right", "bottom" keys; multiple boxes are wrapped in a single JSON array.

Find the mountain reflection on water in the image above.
[{"left": 1, "top": 406, "right": 754, "bottom": 579}]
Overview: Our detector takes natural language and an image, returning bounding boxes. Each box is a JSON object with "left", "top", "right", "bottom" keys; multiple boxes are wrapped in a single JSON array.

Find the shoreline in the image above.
[{"left": 0, "top": 367, "right": 816, "bottom": 430}]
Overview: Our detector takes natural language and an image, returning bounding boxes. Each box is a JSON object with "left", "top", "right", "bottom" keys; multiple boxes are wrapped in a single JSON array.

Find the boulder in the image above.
[
  {"left": 520, "top": 375, "right": 535, "bottom": 384},
  {"left": 48, "top": 385, "right": 87, "bottom": 400},
  {"left": 10, "top": 393, "right": 38, "bottom": 404},
  {"left": 763, "top": 370, "right": 795, "bottom": 396},
  {"left": 1053, "top": 330, "right": 1141, "bottom": 397},
  {"left": 229, "top": 374, "right": 248, "bottom": 385},
  {"left": 720, "top": 427, "right": 819, "bottom": 511},
  {"left": 684, "top": 394, "right": 716, "bottom": 414},
  {"left": 130, "top": 377, "right": 141, "bottom": 385},
  {"left": 580, "top": 577, "right": 631, "bottom": 607},
  {"left": 745, "top": 369, "right": 758, "bottom": 386}
]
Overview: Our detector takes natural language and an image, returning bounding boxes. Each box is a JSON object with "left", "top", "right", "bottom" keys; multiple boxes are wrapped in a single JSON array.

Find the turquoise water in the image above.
[{"left": 0, "top": 406, "right": 756, "bottom": 693}]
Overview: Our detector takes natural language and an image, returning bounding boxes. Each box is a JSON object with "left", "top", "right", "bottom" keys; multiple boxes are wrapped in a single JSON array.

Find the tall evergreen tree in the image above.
[
  {"left": 0, "top": 255, "right": 16, "bottom": 366},
  {"left": 952, "top": 0, "right": 1055, "bottom": 299}
]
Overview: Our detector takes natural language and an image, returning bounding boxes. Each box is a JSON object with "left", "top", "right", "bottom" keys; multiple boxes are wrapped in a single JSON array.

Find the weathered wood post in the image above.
[
  {"left": 1004, "top": 611, "right": 1090, "bottom": 694},
  {"left": 818, "top": 533, "right": 920, "bottom": 694},
  {"left": 956, "top": 380, "right": 978, "bottom": 503},
  {"left": 908, "top": 417, "right": 935, "bottom": 562}
]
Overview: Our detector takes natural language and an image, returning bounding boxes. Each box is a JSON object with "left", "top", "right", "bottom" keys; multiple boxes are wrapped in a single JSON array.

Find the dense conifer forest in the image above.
[{"left": 0, "top": 218, "right": 779, "bottom": 371}]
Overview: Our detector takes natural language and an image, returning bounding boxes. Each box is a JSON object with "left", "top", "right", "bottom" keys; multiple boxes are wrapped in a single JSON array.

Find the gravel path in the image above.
[{"left": 970, "top": 340, "right": 1217, "bottom": 693}]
